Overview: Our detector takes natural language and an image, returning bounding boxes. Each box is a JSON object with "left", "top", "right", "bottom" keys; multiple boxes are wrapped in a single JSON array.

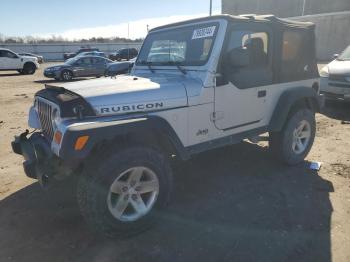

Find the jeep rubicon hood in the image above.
[{"left": 50, "top": 75, "right": 189, "bottom": 116}]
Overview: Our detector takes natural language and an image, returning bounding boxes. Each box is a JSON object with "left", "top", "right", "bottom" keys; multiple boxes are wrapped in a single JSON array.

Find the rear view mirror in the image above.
[
  {"left": 333, "top": 54, "right": 339, "bottom": 60},
  {"left": 228, "top": 48, "right": 250, "bottom": 67}
]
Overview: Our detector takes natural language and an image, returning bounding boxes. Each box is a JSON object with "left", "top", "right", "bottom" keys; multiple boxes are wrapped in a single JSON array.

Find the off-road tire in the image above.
[
  {"left": 22, "top": 63, "right": 36, "bottom": 75},
  {"left": 77, "top": 146, "right": 173, "bottom": 238},
  {"left": 269, "top": 108, "right": 316, "bottom": 165}
]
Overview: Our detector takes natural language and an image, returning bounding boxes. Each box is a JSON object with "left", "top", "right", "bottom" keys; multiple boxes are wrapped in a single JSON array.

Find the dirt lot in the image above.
[{"left": 0, "top": 64, "right": 350, "bottom": 262}]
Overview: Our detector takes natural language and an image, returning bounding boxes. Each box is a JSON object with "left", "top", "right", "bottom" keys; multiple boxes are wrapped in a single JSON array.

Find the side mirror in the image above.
[
  {"left": 333, "top": 54, "right": 339, "bottom": 60},
  {"left": 228, "top": 48, "right": 250, "bottom": 67}
]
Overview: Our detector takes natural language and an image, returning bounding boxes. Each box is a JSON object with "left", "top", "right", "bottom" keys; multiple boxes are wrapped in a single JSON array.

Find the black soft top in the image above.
[{"left": 151, "top": 14, "right": 315, "bottom": 32}]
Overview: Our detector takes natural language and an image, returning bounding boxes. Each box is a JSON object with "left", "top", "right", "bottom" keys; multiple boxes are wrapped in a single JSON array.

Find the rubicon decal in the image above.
[{"left": 99, "top": 102, "right": 164, "bottom": 114}]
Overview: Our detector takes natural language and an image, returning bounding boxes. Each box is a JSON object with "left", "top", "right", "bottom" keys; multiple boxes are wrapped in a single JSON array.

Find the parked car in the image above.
[
  {"left": 63, "top": 47, "right": 99, "bottom": 60},
  {"left": 105, "top": 58, "right": 135, "bottom": 76},
  {"left": 76, "top": 51, "right": 106, "bottom": 58},
  {"left": 18, "top": 52, "right": 44, "bottom": 64},
  {"left": 320, "top": 45, "right": 350, "bottom": 102},
  {"left": 13, "top": 15, "right": 321, "bottom": 238},
  {"left": 0, "top": 48, "right": 39, "bottom": 74},
  {"left": 109, "top": 48, "right": 138, "bottom": 61},
  {"left": 44, "top": 56, "right": 113, "bottom": 81}
]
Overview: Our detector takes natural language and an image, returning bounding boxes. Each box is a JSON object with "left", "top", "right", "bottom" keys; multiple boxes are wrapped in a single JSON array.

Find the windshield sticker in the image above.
[{"left": 192, "top": 26, "right": 216, "bottom": 40}]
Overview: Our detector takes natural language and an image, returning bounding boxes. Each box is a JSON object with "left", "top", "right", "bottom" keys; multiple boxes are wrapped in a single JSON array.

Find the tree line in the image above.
[{"left": 0, "top": 34, "right": 143, "bottom": 44}]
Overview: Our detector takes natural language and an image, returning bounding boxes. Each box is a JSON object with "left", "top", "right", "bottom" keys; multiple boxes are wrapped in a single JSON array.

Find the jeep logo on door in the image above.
[{"left": 99, "top": 102, "right": 164, "bottom": 115}]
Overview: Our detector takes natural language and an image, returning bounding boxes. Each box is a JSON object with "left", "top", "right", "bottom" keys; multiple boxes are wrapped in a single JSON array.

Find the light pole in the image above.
[
  {"left": 302, "top": 0, "right": 306, "bottom": 16},
  {"left": 209, "top": 0, "right": 212, "bottom": 16}
]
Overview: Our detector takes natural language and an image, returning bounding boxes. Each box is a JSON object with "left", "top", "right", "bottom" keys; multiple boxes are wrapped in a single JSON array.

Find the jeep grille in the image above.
[{"left": 36, "top": 98, "right": 55, "bottom": 140}]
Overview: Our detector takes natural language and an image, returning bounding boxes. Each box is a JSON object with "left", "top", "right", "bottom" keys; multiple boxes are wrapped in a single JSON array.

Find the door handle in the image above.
[{"left": 258, "top": 90, "right": 266, "bottom": 98}]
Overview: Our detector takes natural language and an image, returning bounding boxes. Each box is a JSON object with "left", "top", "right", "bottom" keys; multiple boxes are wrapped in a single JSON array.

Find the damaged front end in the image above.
[{"left": 11, "top": 130, "right": 74, "bottom": 189}]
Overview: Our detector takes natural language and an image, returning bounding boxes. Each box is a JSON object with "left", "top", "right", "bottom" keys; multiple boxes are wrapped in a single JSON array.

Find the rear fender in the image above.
[{"left": 269, "top": 86, "right": 320, "bottom": 132}]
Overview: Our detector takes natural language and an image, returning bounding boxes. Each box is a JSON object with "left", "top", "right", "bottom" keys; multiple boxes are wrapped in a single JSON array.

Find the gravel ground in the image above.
[{"left": 0, "top": 64, "right": 350, "bottom": 262}]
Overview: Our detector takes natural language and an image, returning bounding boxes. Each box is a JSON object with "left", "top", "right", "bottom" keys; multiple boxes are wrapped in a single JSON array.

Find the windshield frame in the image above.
[{"left": 136, "top": 22, "right": 220, "bottom": 67}]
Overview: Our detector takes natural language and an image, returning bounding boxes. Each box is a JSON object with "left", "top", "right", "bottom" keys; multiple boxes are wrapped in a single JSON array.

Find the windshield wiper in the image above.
[
  {"left": 163, "top": 61, "right": 187, "bottom": 75},
  {"left": 139, "top": 60, "right": 155, "bottom": 73}
]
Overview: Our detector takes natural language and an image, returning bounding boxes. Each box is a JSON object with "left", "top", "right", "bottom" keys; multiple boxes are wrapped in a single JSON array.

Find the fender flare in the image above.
[
  {"left": 269, "top": 86, "right": 320, "bottom": 132},
  {"left": 59, "top": 116, "right": 189, "bottom": 162}
]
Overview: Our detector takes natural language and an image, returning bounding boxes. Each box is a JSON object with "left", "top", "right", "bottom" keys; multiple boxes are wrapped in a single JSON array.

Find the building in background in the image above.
[
  {"left": 222, "top": 0, "right": 350, "bottom": 18},
  {"left": 222, "top": 0, "right": 350, "bottom": 60}
]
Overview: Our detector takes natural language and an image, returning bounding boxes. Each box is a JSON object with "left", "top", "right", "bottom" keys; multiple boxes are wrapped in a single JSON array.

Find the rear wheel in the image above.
[
  {"left": 22, "top": 63, "right": 36, "bottom": 75},
  {"left": 269, "top": 108, "right": 316, "bottom": 165},
  {"left": 61, "top": 70, "right": 73, "bottom": 81},
  {"left": 77, "top": 146, "right": 173, "bottom": 238}
]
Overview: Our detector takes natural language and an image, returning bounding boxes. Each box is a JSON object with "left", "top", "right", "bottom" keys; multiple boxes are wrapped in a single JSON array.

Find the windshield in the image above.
[
  {"left": 65, "top": 57, "right": 78, "bottom": 65},
  {"left": 137, "top": 22, "right": 219, "bottom": 66},
  {"left": 338, "top": 46, "right": 350, "bottom": 61}
]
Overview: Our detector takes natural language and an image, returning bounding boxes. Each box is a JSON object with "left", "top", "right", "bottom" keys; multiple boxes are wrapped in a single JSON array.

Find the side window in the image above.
[
  {"left": 92, "top": 57, "right": 105, "bottom": 64},
  {"left": 280, "top": 30, "right": 310, "bottom": 82},
  {"left": 3, "top": 51, "right": 17, "bottom": 58},
  {"left": 227, "top": 30, "right": 269, "bottom": 66},
  {"left": 222, "top": 28, "right": 273, "bottom": 89},
  {"left": 77, "top": 58, "right": 91, "bottom": 65}
]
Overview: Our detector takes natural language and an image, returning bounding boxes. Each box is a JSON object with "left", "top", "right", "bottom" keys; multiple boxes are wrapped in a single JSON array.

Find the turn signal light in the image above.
[
  {"left": 74, "top": 136, "right": 89, "bottom": 151},
  {"left": 54, "top": 131, "right": 62, "bottom": 145}
]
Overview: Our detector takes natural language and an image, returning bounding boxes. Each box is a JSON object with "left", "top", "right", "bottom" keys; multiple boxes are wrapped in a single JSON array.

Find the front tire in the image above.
[
  {"left": 22, "top": 63, "right": 36, "bottom": 75},
  {"left": 269, "top": 108, "right": 316, "bottom": 165},
  {"left": 60, "top": 70, "right": 73, "bottom": 81},
  {"left": 77, "top": 146, "right": 173, "bottom": 238}
]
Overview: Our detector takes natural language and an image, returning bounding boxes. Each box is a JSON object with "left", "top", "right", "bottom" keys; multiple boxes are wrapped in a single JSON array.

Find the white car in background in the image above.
[
  {"left": 0, "top": 48, "right": 40, "bottom": 74},
  {"left": 320, "top": 45, "right": 350, "bottom": 102}
]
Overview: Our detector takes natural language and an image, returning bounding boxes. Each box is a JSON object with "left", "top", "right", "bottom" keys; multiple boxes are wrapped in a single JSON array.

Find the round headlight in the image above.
[
  {"left": 320, "top": 66, "right": 329, "bottom": 78},
  {"left": 51, "top": 108, "right": 60, "bottom": 130}
]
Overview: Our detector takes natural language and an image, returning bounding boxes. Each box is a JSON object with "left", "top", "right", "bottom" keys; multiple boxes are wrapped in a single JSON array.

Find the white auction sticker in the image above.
[{"left": 192, "top": 26, "right": 216, "bottom": 40}]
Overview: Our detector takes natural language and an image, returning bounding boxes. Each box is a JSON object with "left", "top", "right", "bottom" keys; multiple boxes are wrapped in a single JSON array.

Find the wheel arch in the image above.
[
  {"left": 23, "top": 61, "right": 37, "bottom": 69},
  {"left": 59, "top": 116, "right": 190, "bottom": 163},
  {"left": 269, "top": 86, "right": 320, "bottom": 132},
  {"left": 61, "top": 68, "right": 74, "bottom": 77}
]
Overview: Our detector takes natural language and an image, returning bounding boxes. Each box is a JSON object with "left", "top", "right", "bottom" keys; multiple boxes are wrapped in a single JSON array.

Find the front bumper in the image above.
[
  {"left": 320, "top": 77, "right": 350, "bottom": 101},
  {"left": 11, "top": 131, "right": 73, "bottom": 188},
  {"left": 44, "top": 71, "right": 58, "bottom": 78}
]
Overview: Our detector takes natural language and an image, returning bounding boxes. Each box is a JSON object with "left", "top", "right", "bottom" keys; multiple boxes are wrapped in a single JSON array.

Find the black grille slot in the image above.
[
  {"left": 329, "top": 74, "right": 348, "bottom": 82},
  {"left": 37, "top": 99, "right": 55, "bottom": 140}
]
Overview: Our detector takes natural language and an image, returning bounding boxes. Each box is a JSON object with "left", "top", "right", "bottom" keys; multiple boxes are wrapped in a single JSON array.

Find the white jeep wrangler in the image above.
[
  {"left": 12, "top": 15, "right": 321, "bottom": 237},
  {"left": 0, "top": 48, "right": 39, "bottom": 74}
]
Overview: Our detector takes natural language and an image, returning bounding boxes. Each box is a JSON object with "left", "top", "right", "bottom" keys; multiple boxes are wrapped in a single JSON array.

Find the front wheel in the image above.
[
  {"left": 22, "top": 63, "right": 36, "bottom": 75},
  {"left": 77, "top": 146, "right": 173, "bottom": 238},
  {"left": 269, "top": 108, "right": 316, "bottom": 165},
  {"left": 60, "top": 70, "right": 73, "bottom": 81}
]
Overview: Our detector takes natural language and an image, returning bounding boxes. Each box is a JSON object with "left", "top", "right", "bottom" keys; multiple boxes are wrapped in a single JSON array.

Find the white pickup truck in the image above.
[{"left": 0, "top": 48, "right": 40, "bottom": 74}]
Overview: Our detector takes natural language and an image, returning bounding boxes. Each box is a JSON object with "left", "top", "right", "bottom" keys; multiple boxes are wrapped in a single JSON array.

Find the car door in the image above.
[
  {"left": 0, "top": 50, "right": 6, "bottom": 69},
  {"left": 91, "top": 57, "right": 107, "bottom": 76},
  {"left": 0, "top": 50, "right": 22, "bottom": 69},
  {"left": 214, "top": 23, "right": 273, "bottom": 132},
  {"left": 73, "top": 57, "right": 92, "bottom": 77}
]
